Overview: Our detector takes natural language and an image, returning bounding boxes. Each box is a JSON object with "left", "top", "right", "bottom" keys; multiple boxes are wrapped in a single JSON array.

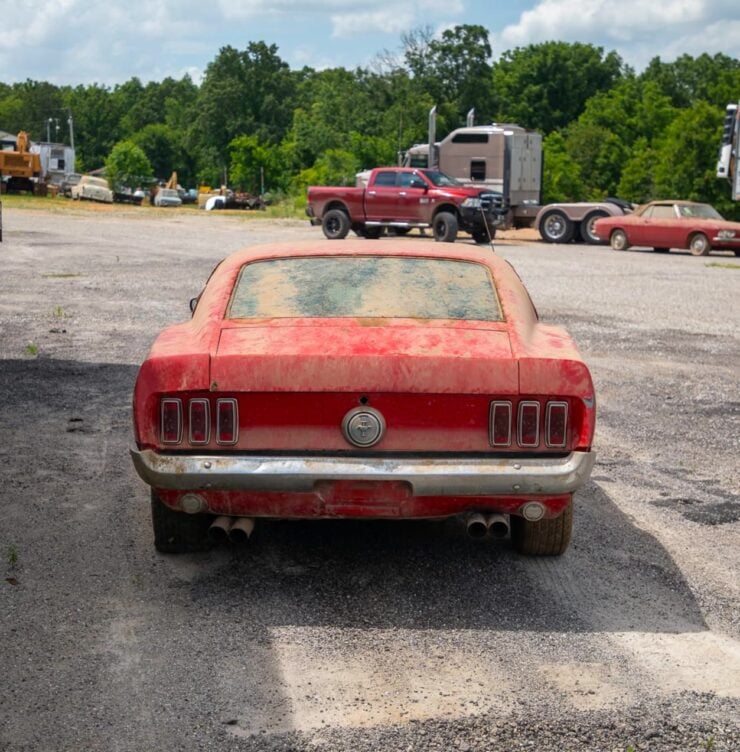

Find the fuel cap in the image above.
[{"left": 341, "top": 407, "right": 386, "bottom": 448}]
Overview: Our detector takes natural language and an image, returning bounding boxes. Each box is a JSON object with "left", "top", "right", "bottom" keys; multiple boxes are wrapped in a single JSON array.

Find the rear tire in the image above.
[
  {"left": 540, "top": 210, "right": 574, "bottom": 243},
  {"left": 322, "top": 209, "right": 350, "bottom": 240},
  {"left": 580, "top": 211, "right": 608, "bottom": 244},
  {"left": 689, "top": 232, "right": 710, "bottom": 256},
  {"left": 433, "top": 212, "right": 458, "bottom": 242},
  {"left": 610, "top": 229, "right": 630, "bottom": 251},
  {"left": 511, "top": 501, "right": 573, "bottom": 556},
  {"left": 151, "top": 490, "right": 212, "bottom": 553}
]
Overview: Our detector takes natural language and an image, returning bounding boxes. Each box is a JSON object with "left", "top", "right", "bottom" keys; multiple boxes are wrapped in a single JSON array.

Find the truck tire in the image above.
[
  {"left": 580, "top": 211, "right": 608, "bottom": 244},
  {"left": 363, "top": 227, "right": 383, "bottom": 239},
  {"left": 151, "top": 490, "right": 212, "bottom": 553},
  {"left": 322, "top": 209, "right": 350, "bottom": 240},
  {"left": 610, "top": 229, "right": 630, "bottom": 251},
  {"left": 433, "top": 212, "right": 458, "bottom": 243},
  {"left": 511, "top": 501, "right": 573, "bottom": 556},
  {"left": 689, "top": 232, "right": 710, "bottom": 256},
  {"left": 472, "top": 228, "right": 493, "bottom": 244},
  {"left": 539, "top": 210, "right": 574, "bottom": 243}
]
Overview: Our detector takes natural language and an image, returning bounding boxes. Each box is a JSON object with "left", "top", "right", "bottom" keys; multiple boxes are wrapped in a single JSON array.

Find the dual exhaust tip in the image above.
[
  {"left": 208, "top": 516, "right": 255, "bottom": 544},
  {"left": 466, "top": 512, "right": 510, "bottom": 540}
]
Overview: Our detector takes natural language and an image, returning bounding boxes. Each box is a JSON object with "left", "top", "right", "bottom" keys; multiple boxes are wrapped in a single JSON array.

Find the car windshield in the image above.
[
  {"left": 228, "top": 256, "right": 502, "bottom": 321},
  {"left": 160, "top": 189, "right": 178, "bottom": 197},
  {"left": 421, "top": 170, "right": 462, "bottom": 187},
  {"left": 677, "top": 203, "right": 723, "bottom": 219}
]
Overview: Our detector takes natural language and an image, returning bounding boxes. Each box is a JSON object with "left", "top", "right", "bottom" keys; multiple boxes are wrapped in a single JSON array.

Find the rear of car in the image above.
[{"left": 131, "top": 244, "right": 596, "bottom": 555}]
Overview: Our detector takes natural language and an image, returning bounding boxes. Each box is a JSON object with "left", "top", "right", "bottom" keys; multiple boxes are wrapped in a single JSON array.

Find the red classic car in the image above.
[
  {"left": 593, "top": 200, "right": 740, "bottom": 256},
  {"left": 131, "top": 242, "right": 596, "bottom": 556}
]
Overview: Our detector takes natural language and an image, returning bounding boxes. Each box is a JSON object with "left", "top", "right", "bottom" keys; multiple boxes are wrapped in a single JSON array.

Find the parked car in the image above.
[
  {"left": 70, "top": 175, "right": 113, "bottom": 203},
  {"left": 536, "top": 198, "right": 634, "bottom": 244},
  {"left": 154, "top": 187, "right": 182, "bottom": 207},
  {"left": 59, "top": 173, "right": 82, "bottom": 198},
  {"left": 594, "top": 200, "right": 740, "bottom": 256},
  {"left": 131, "top": 241, "right": 596, "bottom": 555}
]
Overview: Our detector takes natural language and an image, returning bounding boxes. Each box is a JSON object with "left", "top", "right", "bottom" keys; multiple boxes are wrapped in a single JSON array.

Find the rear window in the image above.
[{"left": 228, "top": 256, "right": 503, "bottom": 321}]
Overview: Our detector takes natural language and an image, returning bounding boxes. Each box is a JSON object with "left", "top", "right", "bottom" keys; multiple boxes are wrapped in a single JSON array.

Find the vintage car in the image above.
[
  {"left": 130, "top": 242, "right": 596, "bottom": 555},
  {"left": 593, "top": 200, "right": 740, "bottom": 256},
  {"left": 70, "top": 175, "right": 113, "bottom": 203},
  {"left": 154, "top": 187, "right": 183, "bottom": 207}
]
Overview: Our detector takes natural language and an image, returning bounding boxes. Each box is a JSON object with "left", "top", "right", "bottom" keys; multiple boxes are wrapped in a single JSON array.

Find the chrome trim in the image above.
[
  {"left": 517, "top": 401, "right": 540, "bottom": 447},
  {"left": 188, "top": 398, "right": 210, "bottom": 445},
  {"left": 712, "top": 235, "right": 740, "bottom": 243},
  {"left": 160, "top": 398, "right": 183, "bottom": 445},
  {"left": 489, "top": 401, "right": 512, "bottom": 446},
  {"left": 216, "top": 398, "right": 238, "bottom": 446},
  {"left": 545, "top": 401, "right": 568, "bottom": 449},
  {"left": 130, "top": 449, "right": 596, "bottom": 497}
]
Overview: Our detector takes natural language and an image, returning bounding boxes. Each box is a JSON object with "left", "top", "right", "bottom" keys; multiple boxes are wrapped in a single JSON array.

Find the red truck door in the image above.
[{"left": 363, "top": 170, "right": 402, "bottom": 222}]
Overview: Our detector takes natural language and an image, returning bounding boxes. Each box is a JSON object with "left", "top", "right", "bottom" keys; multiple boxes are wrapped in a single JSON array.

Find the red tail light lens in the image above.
[
  {"left": 517, "top": 401, "right": 540, "bottom": 447},
  {"left": 216, "top": 398, "right": 238, "bottom": 445},
  {"left": 189, "top": 399, "right": 210, "bottom": 445},
  {"left": 161, "top": 398, "right": 183, "bottom": 444},
  {"left": 489, "top": 401, "right": 512, "bottom": 446},
  {"left": 546, "top": 401, "right": 568, "bottom": 448}
]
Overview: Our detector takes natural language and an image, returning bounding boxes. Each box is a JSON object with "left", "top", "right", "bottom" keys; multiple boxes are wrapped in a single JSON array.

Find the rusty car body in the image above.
[
  {"left": 130, "top": 241, "right": 596, "bottom": 555},
  {"left": 593, "top": 200, "right": 740, "bottom": 256}
]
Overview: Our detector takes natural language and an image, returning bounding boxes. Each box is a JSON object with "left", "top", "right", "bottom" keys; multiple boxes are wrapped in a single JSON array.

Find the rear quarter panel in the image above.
[{"left": 307, "top": 187, "right": 365, "bottom": 221}]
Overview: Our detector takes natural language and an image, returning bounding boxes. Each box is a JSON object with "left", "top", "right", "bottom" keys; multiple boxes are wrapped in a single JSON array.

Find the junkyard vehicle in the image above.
[
  {"left": 0, "top": 131, "right": 43, "bottom": 194},
  {"left": 59, "top": 173, "right": 82, "bottom": 198},
  {"left": 154, "top": 187, "right": 182, "bottom": 207},
  {"left": 594, "top": 200, "right": 740, "bottom": 256},
  {"left": 536, "top": 198, "right": 633, "bottom": 244},
  {"left": 307, "top": 167, "right": 505, "bottom": 243},
  {"left": 71, "top": 175, "right": 113, "bottom": 203},
  {"left": 130, "top": 241, "right": 596, "bottom": 555}
]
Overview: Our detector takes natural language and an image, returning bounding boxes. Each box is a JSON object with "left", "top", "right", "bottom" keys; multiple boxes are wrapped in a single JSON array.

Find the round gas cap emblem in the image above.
[{"left": 342, "top": 407, "right": 386, "bottom": 448}]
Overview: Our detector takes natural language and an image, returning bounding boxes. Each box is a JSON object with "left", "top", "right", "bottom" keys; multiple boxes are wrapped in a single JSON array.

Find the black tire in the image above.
[
  {"left": 433, "top": 211, "right": 458, "bottom": 243},
  {"left": 151, "top": 490, "right": 212, "bottom": 553},
  {"left": 653, "top": 247, "right": 670, "bottom": 253},
  {"left": 734, "top": 249, "right": 740, "bottom": 257},
  {"left": 472, "top": 228, "right": 491, "bottom": 244},
  {"left": 322, "top": 209, "right": 350, "bottom": 240},
  {"left": 539, "top": 210, "right": 574, "bottom": 243},
  {"left": 689, "top": 232, "right": 710, "bottom": 256},
  {"left": 610, "top": 229, "right": 630, "bottom": 251},
  {"left": 580, "top": 211, "right": 608, "bottom": 244},
  {"left": 389, "top": 227, "right": 411, "bottom": 236},
  {"left": 363, "top": 227, "right": 383, "bottom": 239},
  {"left": 511, "top": 501, "right": 573, "bottom": 556}
]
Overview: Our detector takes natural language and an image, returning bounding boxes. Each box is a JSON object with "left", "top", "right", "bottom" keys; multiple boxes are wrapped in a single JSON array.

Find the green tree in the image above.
[
  {"left": 541, "top": 132, "right": 583, "bottom": 203},
  {"left": 617, "top": 138, "right": 658, "bottom": 203},
  {"left": 131, "top": 123, "right": 182, "bottom": 180},
  {"left": 105, "top": 140, "right": 153, "bottom": 190}
]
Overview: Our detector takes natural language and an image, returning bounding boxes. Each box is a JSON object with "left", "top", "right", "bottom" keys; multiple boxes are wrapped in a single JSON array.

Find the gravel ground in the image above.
[{"left": 0, "top": 204, "right": 738, "bottom": 751}]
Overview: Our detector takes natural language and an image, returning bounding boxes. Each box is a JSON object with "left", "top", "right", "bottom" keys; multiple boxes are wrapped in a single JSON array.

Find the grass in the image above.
[
  {"left": 706, "top": 261, "right": 740, "bottom": 269},
  {"left": 24, "top": 342, "right": 39, "bottom": 357},
  {"left": 5, "top": 544, "right": 18, "bottom": 568},
  {"left": 52, "top": 306, "right": 66, "bottom": 318}
]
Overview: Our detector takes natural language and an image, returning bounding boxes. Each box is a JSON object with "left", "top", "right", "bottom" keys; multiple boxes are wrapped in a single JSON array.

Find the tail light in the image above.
[
  {"left": 216, "top": 398, "right": 238, "bottom": 445},
  {"left": 545, "top": 401, "right": 568, "bottom": 448},
  {"left": 489, "top": 401, "right": 512, "bottom": 446},
  {"left": 189, "top": 399, "right": 210, "bottom": 445},
  {"left": 161, "top": 398, "right": 183, "bottom": 444},
  {"left": 517, "top": 401, "right": 540, "bottom": 447}
]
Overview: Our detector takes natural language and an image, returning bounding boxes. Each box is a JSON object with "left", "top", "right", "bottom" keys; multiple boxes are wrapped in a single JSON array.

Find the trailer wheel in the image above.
[
  {"left": 580, "top": 211, "right": 608, "bottom": 244},
  {"left": 322, "top": 209, "right": 350, "bottom": 240},
  {"left": 539, "top": 210, "right": 574, "bottom": 243},
  {"left": 433, "top": 212, "right": 458, "bottom": 243}
]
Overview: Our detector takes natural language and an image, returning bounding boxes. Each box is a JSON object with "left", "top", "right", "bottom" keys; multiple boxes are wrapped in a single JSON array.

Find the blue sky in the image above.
[{"left": 1, "top": 0, "right": 739, "bottom": 85}]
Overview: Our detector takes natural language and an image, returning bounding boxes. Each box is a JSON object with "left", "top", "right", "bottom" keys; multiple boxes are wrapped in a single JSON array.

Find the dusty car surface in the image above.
[
  {"left": 70, "top": 175, "right": 113, "bottom": 203},
  {"left": 131, "top": 241, "right": 596, "bottom": 555},
  {"left": 154, "top": 187, "right": 183, "bottom": 207},
  {"left": 536, "top": 199, "right": 633, "bottom": 244},
  {"left": 594, "top": 200, "right": 740, "bottom": 256}
]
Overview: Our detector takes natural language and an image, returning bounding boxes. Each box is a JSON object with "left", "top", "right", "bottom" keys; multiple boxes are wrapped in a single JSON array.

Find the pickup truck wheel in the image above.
[
  {"left": 689, "top": 232, "right": 710, "bottom": 256},
  {"left": 151, "top": 490, "right": 212, "bottom": 553},
  {"left": 433, "top": 212, "right": 458, "bottom": 243},
  {"left": 580, "top": 211, "right": 608, "bottom": 244},
  {"left": 322, "top": 209, "right": 350, "bottom": 240},
  {"left": 610, "top": 229, "right": 630, "bottom": 251},
  {"left": 511, "top": 501, "right": 573, "bottom": 556},
  {"left": 540, "top": 210, "right": 574, "bottom": 243},
  {"left": 472, "top": 228, "right": 491, "bottom": 244}
]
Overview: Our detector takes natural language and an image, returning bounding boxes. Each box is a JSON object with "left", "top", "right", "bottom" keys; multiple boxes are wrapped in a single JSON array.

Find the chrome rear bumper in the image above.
[{"left": 131, "top": 449, "right": 596, "bottom": 496}]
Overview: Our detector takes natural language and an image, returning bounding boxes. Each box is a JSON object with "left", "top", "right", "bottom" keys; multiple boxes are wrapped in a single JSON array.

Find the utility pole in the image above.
[
  {"left": 67, "top": 110, "right": 75, "bottom": 151},
  {"left": 47, "top": 118, "right": 52, "bottom": 142}
]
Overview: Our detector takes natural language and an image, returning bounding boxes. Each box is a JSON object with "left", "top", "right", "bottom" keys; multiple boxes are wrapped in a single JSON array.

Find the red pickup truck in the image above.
[{"left": 307, "top": 167, "right": 505, "bottom": 243}]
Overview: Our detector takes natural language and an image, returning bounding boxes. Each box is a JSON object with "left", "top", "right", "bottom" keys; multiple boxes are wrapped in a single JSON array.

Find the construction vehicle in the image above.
[
  {"left": 717, "top": 102, "right": 740, "bottom": 200},
  {"left": 0, "top": 131, "right": 43, "bottom": 194},
  {"left": 402, "top": 107, "right": 542, "bottom": 228}
]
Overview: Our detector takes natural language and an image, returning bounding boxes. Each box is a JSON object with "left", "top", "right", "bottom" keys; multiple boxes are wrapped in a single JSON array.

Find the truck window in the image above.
[
  {"left": 452, "top": 133, "right": 489, "bottom": 144},
  {"left": 470, "top": 160, "right": 486, "bottom": 181},
  {"left": 374, "top": 171, "right": 397, "bottom": 187},
  {"left": 398, "top": 173, "right": 427, "bottom": 189}
]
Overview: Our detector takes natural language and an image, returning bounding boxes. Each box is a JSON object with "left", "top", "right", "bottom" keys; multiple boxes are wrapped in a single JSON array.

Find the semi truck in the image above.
[{"left": 717, "top": 102, "right": 740, "bottom": 201}]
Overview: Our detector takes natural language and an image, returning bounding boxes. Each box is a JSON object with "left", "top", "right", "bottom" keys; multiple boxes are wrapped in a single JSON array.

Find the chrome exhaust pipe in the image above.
[
  {"left": 486, "top": 513, "right": 510, "bottom": 539},
  {"left": 228, "top": 517, "right": 255, "bottom": 544},
  {"left": 466, "top": 512, "right": 488, "bottom": 539},
  {"left": 208, "top": 515, "right": 233, "bottom": 543}
]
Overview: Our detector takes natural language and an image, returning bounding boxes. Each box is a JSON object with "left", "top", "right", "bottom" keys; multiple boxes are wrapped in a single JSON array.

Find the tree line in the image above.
[{"left": 1, "top": 27, "right": 739, "bottom": 216}]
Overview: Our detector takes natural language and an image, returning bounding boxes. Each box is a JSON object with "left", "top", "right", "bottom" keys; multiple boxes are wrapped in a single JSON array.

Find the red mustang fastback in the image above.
[
  {"left": 593, "top": 200, "right": 740, "bottom": 256},
  {"left": 131, "top": 242, "right": 596, "bottom": 555}
]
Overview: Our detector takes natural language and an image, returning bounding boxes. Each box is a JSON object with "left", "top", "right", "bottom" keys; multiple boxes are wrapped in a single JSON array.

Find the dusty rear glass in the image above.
[{"left": 228, "top": 256, "right": 503, "bottom": 321}]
